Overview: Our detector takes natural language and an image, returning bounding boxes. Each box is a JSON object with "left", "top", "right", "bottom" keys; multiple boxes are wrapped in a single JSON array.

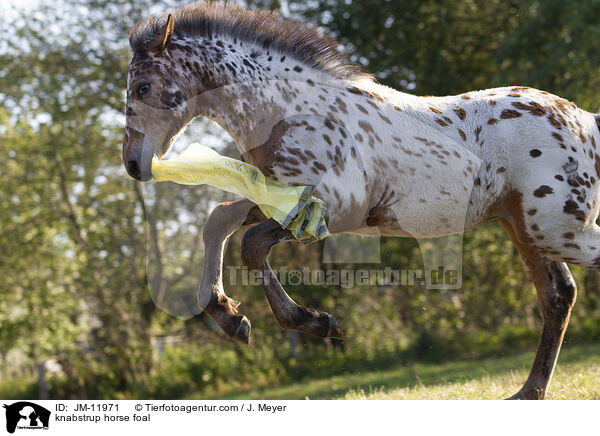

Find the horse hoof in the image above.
[
  {"left": 287, "top": 306, "right": 344, "bottom": 339},
  {"left": 232, "top": 315, "right": 251, "bottom": 344},
  {"left": 326, "top": 313, "right": 344, "bottom": 339},
  {"left": 312, "top": 311, "right": 343, "bottom": 339}
]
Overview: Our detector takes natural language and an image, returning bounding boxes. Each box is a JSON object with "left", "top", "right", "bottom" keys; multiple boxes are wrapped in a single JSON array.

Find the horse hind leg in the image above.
[
  {"left": 199, "top": 199, "right": 265, "bottom": 344},
  {"left": 499, "top": 218, "right": 577, "bottom": 399},
  {"left": 241, "top": 219, "right": 343, "bottom": 339},
  {"left": 547, "top": 224, "right": 600, "bottom": 269}
]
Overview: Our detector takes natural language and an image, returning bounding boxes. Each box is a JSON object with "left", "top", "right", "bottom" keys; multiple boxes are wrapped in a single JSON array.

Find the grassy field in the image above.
[{"left": 198, "top": 341, "right": 600, "bottom": 400}]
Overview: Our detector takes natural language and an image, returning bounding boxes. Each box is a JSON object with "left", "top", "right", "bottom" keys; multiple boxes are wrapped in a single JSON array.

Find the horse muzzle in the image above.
[{"left": 123, "top": 127, "right": 155, "bottom": 182}]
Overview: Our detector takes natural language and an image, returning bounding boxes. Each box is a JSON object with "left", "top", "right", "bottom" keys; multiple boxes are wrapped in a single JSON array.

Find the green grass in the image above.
[{"left": 195, "top": 341, "right": 600, "bottom": 400}]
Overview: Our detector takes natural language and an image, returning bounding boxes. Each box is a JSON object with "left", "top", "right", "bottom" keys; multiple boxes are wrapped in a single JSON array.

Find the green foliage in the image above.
[
  {"left": 142, "top": 345, "right": 242, "bottom": 399},
  {"left": 0, "top": 377, "right": 38, "bottom": 400},
  {"left": 188, "top": 342, "right": 600, "bottom": 400}
]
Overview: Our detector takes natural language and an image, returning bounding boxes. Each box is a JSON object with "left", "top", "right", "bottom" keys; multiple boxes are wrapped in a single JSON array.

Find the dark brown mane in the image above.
[{"left": 129, "top": 1, "right": 366, "bottom": 80}]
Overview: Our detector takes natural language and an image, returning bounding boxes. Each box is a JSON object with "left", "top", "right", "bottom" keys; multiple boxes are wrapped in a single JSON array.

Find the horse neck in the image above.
[{"left": 176, "top": 35, "right": 344, "bottom": 152}]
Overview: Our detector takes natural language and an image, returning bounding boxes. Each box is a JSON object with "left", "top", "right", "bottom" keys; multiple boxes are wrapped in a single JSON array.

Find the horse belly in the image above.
[
  {"left": 375, "top": 179, "right": 478, "bottom": 238},
  {"left": 367, "top": 140, "right": 498, "bottom": 238}
]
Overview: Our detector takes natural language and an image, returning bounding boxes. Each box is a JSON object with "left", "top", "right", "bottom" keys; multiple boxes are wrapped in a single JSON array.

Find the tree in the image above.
[{"left": 0, "top": 0, "right": 164, "bottom": 397}]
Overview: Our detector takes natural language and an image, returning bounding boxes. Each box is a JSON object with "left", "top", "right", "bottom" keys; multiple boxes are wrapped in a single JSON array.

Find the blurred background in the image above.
[{"left": 2, "top": 0, "right": 600, "bottom": 400}]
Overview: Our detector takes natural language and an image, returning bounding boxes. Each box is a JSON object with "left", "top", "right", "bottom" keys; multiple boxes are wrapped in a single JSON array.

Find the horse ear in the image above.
[
  {"left": 161, "top": 14, "right": 175, "bottom": 50},
  {"left": 151, "top": 14, "right": 174, "bottom": 52}
]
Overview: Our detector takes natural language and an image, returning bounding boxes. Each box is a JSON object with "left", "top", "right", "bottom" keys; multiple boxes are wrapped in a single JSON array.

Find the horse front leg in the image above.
[
  {"left": 499, "top": 218, "right": 577, "bottom": 399},
  {"left": 241, "top": 219, "right": 343, "bottom": 339},
  {"left": 199, "top": 199, "right": 265, "bottom": 344}
]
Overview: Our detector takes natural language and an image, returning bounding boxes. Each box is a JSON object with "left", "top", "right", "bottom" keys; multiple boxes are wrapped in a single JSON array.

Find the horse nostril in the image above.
[{"left": 127, "top": 159, "right": 141, "bottom": 180}]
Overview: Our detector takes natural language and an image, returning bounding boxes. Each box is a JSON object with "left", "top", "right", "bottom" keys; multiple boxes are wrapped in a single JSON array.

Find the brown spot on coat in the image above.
[
  {"left": 347, "top": 86, "right": 363, "bottom": 95},
  {"left": 512, "top": 101, "right": 546, "bottom": 116},
  {"left": 548, "top": 115, "right": 562, "bottom": 129},
  {"left": 324, "top": 118, "right": 335, "bottom": 130},
  {"left": 500, "top": 109, "right": 522, "bottom": 119},
  {"left": 313, "top": 161, "right": 326, "bottom": 172},
  {"left": 530, "top": 149, "right": 542, "bottom": 158},
  {"left": 454, "top": 107, "right": 466, "bottom": 120},
  {"left": 533, "top": 185, "right": 554, "bottom": 197},
  {"left": 358, "top": 120, "right": 374, "bottom": 134},
  {"left": 356, "top": 104, "right": 368, "bottom": 114},
  {"left": 367, "top": 100, "right": 379, "bottom": 109},
  {"left": 379, "top": 113, "right": 393, "bottom": 125},
  {"left": 563, "top": 200, "right": 586, "bottom": 221}
]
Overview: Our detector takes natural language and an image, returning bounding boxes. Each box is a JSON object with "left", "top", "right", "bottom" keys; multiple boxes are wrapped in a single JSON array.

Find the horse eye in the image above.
[{"left": 136, "top": 83, "right": 150, "bottom": 97}]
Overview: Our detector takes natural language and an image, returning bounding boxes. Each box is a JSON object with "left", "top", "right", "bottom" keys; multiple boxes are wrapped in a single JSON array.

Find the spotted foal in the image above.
[{"left": 123, "top": 3, "right": 600, "bottom": 399}]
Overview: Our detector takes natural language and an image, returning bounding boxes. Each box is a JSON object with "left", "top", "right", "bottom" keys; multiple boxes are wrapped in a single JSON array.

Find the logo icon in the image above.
[{"left": 3, "top": 402, "right": 50, "bottom": 434}]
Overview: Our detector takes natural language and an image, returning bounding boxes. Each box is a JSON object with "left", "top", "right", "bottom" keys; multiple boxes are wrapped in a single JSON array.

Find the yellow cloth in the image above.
[{"left": 151, "top": 143, "right": 329, "bottom": 243}]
